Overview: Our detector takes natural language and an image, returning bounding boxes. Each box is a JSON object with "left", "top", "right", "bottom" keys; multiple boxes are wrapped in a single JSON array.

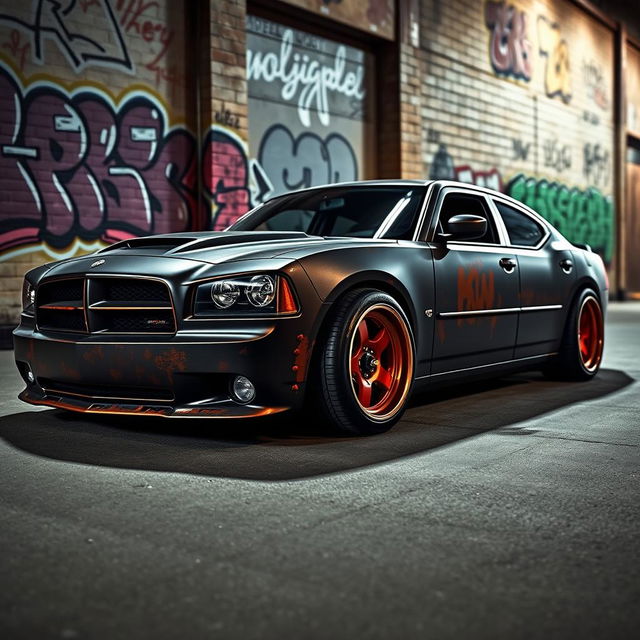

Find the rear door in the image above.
[
  {"left": 430, "top": 189, "right": 520, "bottom": 374},
  {"left": 489, "top": 197, "right": 576, "bottom": 358}
]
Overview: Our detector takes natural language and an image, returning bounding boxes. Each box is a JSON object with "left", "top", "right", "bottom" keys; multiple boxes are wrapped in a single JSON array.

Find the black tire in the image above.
[
  {"left": 543, "top": 288, "right": 604, "bottom": 381},
  {"left": 309, "top": 289, "right": 415, "bottom": 435}
]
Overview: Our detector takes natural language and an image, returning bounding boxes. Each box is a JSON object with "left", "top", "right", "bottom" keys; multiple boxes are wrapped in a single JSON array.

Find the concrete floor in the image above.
[{"left": 0, "top": 303, "right": 638, "bottom": 639}]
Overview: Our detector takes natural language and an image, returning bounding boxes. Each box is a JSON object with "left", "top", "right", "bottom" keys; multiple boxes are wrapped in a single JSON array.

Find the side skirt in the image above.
[{"left": 413, "top": 352, "right": 557, "bottom": 390}]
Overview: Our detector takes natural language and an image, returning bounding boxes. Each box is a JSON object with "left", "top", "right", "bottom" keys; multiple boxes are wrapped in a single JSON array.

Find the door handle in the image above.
[
  {"left": 499, "top": 257, "right": 517, "bottom": 273},
  {"left": 560, "top": 258, "right": 573, "bottom": 274}
]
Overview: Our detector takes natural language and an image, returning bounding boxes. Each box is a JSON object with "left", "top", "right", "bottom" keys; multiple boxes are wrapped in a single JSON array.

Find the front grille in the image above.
[
  {"left": 99, "top": 280, "right": 170, "bottom": 302},
  {"left": 36, "top": 277, "right": 175, "bottom": 335}
]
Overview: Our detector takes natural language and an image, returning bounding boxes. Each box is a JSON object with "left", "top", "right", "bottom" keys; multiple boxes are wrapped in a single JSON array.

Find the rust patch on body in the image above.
[
  {"left": 293, "top": 335, "right": 310, "bottom": 383},
  {"left": 154, "top": 349, "right": 187, "bottom": 383},
  {"left": 82, "top": 346, "right": 104, "bottom": 364}
]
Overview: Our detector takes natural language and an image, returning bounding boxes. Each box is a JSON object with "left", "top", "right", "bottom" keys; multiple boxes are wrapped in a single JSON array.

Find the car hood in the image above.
[
  {"left": 95, "top": 231, "right": 327, "bottom": 263},
  {"left": 63, "top": 231, "right": 402, "bottom": 262},
  {"left": 33, "top": 231, "right": 404, "bottom": 282}
]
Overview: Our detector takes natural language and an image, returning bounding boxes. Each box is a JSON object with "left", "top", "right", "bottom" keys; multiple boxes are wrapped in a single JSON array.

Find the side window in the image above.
[
  {"left": 495, "top": 201, "right": 545, "bottom": 247},
  {"left": 438, "top": 193, "right": 499, "bottom": 244}
]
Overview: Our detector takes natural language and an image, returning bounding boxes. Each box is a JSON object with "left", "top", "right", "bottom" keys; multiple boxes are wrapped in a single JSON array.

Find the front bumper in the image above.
[{"left": 14, "top": 320, "right": 312, "bottom": 418}]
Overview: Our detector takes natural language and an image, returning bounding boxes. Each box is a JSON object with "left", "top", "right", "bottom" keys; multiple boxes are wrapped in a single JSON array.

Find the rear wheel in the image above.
[
  {"left": 311, "top": 289, "right": 415, "bottom": 435},
  {"left": 544, "top": 288, "right": 604, "bottom": 380}
]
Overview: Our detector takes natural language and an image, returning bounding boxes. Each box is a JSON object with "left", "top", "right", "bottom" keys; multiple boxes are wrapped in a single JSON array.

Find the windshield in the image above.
[{"left": 228, "top": 186, "right": 426, "bottom": 239}]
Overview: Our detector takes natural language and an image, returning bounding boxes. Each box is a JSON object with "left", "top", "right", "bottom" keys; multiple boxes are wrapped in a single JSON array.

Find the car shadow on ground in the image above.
[{"left": 0, "top": 368, "right": 633, "bottom": 481}]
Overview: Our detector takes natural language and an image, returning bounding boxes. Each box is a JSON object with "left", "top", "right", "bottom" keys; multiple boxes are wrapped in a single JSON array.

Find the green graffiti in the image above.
[{"left": 506, "top": 174, "right": 614, "bottom": 263}]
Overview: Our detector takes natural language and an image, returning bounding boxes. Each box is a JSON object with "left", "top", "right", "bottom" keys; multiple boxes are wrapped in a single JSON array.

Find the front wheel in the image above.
[
  {"left": 544, "top": 288, "right": 604, "bottom": 381},
  {"left": 310, "top": 289, "right": 415, "bottom": 435}
]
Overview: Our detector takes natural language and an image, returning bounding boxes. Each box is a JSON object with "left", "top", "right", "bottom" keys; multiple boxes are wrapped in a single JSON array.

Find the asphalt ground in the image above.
[{"left": 0, "top": 303, "right": 638, "bottom": 640}]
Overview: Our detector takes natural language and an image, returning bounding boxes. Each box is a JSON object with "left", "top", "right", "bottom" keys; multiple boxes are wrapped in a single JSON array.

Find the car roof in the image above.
[
  {"left": 271, "top": 179, "right": 550, "bottom": 232},
  {"left": 274, "top": 179, "right": 433, "bottom": 196}
]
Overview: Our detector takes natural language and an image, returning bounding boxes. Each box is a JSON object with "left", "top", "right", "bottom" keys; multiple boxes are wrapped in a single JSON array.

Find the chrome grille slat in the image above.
[{"left": 36, "top": 277, "right": 176, "bottom": 335}]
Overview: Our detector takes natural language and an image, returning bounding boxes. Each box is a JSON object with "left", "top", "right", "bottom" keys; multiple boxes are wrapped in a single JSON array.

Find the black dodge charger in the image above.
[{"left": 14, "top": 180, "right": 607, "bottom": 435}]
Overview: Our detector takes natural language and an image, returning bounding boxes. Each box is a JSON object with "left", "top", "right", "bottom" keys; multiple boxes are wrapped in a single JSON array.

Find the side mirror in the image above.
[{"left": 440, "top": 214, "right": 487, "bottom": 241}]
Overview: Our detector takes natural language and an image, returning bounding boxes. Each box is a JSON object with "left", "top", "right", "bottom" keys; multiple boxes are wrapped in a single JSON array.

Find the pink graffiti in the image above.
[
  {"left": 485, "top": 1, "right": 532, "bottom": 81},
  {"left": 0, "top": 64, "right": 197, "bottom": 251},
  {"left": 203, "top": 129, "right": 251, "bottom": 231},
  {"left": 454, "top": 165, "right": 503, "bottom": 192}
]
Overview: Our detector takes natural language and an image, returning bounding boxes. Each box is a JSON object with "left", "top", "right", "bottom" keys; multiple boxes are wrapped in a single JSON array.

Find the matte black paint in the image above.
[{"left": 13, "top": 180, "right": 608, "bottom": 419}]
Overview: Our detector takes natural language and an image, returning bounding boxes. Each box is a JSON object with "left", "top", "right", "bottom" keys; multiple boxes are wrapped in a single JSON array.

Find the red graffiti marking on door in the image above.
[{"left": 457, "top": 267, "right": 496, "bottom": 327}]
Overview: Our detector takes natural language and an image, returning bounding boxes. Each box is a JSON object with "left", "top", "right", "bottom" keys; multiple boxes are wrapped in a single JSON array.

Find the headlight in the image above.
[
  {"left": 246, "top": 275, "right": 275, "bottom": 307},
  {"left": 211, "top": 280, "right": 241, "bottom": 309},
  {"left": 192, "top": 274, "right": 297, "bottom": 317},
  {"left": 22, "top": 279, "right": 36, "bottom": 314}
]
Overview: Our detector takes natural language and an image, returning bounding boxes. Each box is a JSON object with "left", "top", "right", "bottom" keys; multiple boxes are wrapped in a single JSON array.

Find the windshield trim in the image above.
[{"left": 228, "top": 184, "right": 429, "bottom": 239}]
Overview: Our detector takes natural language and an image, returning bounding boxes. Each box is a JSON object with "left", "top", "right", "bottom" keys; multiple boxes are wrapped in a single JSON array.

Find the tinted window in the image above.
[
  {"left": 438, "top": 194, "right": 498, "bottom": 244},
  {"left": 229, "top": 187, "right": 424, "bottom": 239},
  {"left": 495, "top": 201, "right": 544, "bottom": 247}
]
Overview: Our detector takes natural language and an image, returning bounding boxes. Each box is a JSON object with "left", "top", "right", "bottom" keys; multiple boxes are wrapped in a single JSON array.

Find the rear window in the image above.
[{"left": 495, "top": 201, "right": 545, "bottom": 247}]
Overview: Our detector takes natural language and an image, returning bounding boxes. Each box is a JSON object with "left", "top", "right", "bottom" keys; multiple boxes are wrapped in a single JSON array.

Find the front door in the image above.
[{"left": 430, "top": 190, "right": 520, "bottom": 374}]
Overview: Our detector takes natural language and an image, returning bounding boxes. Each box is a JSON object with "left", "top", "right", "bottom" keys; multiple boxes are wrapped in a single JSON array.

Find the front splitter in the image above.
[{"left": 19, "top": 388, "right": 290, "bottom": 419}]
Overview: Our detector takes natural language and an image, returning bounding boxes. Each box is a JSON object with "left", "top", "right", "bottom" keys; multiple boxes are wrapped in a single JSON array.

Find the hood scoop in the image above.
[
  {"left": 97, "top": 231, "right": 321, "bottom": 256},
  {"left": 168, "top": 231, "right": 318, "bottom": 254},
  {"left": 98, "top": 236, "right": 197, "bottom": 254}
]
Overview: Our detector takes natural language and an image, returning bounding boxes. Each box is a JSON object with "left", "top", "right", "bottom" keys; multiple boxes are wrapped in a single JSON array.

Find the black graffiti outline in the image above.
[
  {"left": 257, "top": 123, "right": 358, "bottom": 196},
  {"left": 512, "top": 138, "right": 530, "bottom": 161},
  {"left": 0, "top": 0, "right": 132, "bottom": 73},
  {"left": 583, "top": 143, "right": 610, "bottom": 187}
]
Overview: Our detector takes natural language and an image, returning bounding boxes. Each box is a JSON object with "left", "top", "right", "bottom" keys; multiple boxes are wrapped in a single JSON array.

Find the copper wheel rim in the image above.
[
  {"left": 348, "top": 304, "right": 414, "bottom": 421},
  {"left": 578, "top": 296, "right": 603, "bottom": 372}
]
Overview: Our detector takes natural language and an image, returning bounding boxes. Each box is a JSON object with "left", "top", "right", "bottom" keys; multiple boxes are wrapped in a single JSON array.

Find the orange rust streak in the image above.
[{"left": 293, "top": 336, "right": 310, "bottom": 383}]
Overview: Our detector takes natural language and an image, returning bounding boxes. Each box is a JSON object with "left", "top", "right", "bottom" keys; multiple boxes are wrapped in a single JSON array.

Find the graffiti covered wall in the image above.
[
  {"left": 245, "top": 15, "right": 374, "bottom": 206},
  {"left": 421, "top": 0, "right": 615, "bottom": 266},
  {"left": 0, "top": 0, "right": 198, "bottom": 323}
]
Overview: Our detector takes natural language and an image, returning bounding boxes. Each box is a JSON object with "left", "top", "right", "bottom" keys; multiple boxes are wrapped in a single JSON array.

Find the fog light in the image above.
[
  {"left": 27, "top": 369, "right": 35, "bottom": 384},
  {"left": 231, "top": 375, "right": 255, "bottom": 404}
]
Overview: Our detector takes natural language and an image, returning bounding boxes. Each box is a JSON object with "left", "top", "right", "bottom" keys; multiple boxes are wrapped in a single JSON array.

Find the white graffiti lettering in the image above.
[{"left": 247, "top": 29, "right": 365, "bottom": 127}]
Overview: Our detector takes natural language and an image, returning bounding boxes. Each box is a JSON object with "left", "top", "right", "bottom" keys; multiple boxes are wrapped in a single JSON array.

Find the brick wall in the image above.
[
  {"left": 0, "top": 0, "right": 199, "bottom": 325},
  {"left": 0, "top": 0, "right": 632, "bottom": 328},
  {"left": 418, "top": 0, "right": 616, "bottom": 274}
]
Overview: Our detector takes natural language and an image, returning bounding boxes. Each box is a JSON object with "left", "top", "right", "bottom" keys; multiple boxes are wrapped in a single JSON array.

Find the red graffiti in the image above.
[
  {"left": 0, "top": 64, "right": 198, "bottom": 251},
  {"left": 485, "top": 1, "right": 532, "bottom": 82},
  {"left": 203, "top": 129, "right": 251, "bottom": 231},
  {"left": 115, "top": 0, "right": 175, "bottom": 86},
  {"left": 457, "top": 267, "right": 496, "bottom": 327},
  {"left": 1, "top": 29, "right": 30, "bottom": 71},
  {"left": 454, "top": 165, "right": 503, "bottom": 192}
]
